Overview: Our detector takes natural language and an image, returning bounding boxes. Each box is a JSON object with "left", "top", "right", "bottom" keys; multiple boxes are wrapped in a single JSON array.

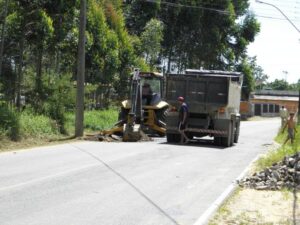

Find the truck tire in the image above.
[
  {"left": 221, "top": 121, "right": 233, "bottom": 147},
  {"left": 214, "top": 137, "right": 222, "bottom": 146},
  {"left": 166, "top": 133, "right": 174, "bottom": 142},
  {"left": 166, "top": 133, "right": 181, "bottom": 143},
  {"left": 234, "top": 120, "right": 240, "bottom": 143}
]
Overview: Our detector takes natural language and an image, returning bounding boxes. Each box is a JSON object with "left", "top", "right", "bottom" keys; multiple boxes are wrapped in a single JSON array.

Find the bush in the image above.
[
  {"left": 42, "top": 73, "right": 75, "bottom": 135},
  {"left": 0, "top": 105, "right": 20, "bottom": 141},
  {"left": 20, "top": 110, "right": 60, "bottom": 138}
]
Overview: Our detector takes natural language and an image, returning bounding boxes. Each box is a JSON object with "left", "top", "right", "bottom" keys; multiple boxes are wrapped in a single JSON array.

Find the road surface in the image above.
[{"left": 0, "top": 118, "right": 280, "bottom": 225}]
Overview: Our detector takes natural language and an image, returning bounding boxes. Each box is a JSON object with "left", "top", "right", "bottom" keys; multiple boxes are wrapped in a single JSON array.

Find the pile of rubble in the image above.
[{"left": 238, "top": 152, "right": 300, "bottom": 190}]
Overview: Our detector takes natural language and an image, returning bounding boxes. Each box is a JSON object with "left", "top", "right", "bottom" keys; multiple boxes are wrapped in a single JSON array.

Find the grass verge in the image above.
[{"left": 0, "top": 108, "right": 118, "bottom": 152}]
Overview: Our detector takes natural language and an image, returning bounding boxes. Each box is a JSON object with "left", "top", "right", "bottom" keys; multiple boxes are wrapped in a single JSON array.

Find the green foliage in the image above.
[
  {"left": 19, "top": 109, "right": 59, "bottom": 138},
  {"left": 140, "top": 18, "right": 164, "bottom": 69},
  {"left": 267, "top": 79, "right": 289, "bottom": 90},
  {"left": 0, "top": 105, "right": 20, "bottom": 141},
  {"left": 236, "top": 58, "right": 255, "bottom": 100},
  {"left": 84, "top": 109, "right": 118, "bottom": 131},
  {"left": 64, "top": 108, "right": 118, "bottom": 133},
  {"left": 43, "top": 73, "right": 75, "bottom": 134},
  {"left": 126, "top": 0, "right": 260, "bottom": 72},
  {"left": 250, "top": 57, "right": 269, "bottom": 90},
  {"left": 255, "top": 124, "right": 300, "bottom": 171},
  {"left": 289, "top": 79, "right": 300, "bottom": 91}
]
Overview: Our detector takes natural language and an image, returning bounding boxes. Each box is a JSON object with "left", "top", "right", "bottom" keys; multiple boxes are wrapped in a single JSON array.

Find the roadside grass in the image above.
[
  {"left": 0, "top": 108, "right": 119, "bottom": 152},
  {"left": 65, "top": 108, "right": 118, "bottom": 134},
  {"left": 20, "top": 110, "right": 60, "bottom": 139},
  {"left": 255, "top": 124, "right": 300, "bottom": 171}
]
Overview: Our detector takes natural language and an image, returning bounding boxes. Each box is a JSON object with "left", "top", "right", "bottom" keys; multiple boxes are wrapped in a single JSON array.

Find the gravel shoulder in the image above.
[
  {"left": 209, "top": 188, "right": 300, "bottom": 225},
  {"left": 209, "top": 141, "right": 300, "bottom": 225}
]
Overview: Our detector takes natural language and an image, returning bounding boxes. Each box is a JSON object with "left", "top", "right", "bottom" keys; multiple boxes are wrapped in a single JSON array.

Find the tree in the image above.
[
  {"left": 268, "top": 79, "right": 289, "bottom": 90},
  {"left": 125, "top": 0, "right": 260, "bottom": 73},
  {"left": 0, "top": 0, "right": 9, "bottom": 79},
  {"left": 140, "top": 18, "right": 164, "bottom": 69},
  {"left": 289, "top": 79, "right": 300, "bottom": 91},
  {"left": 75, "top": 0, "right": 86, "bottom": 137},
  {"left": 249, "top": 56, "right": 269, "bottom": 90},
  {"left": 236, "top": 58, "right": 255, "bottom": 100}
]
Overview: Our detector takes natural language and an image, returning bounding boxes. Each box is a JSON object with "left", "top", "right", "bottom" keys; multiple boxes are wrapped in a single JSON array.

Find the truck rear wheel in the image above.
[
  {"left": 234, "top": 120, "right": 240, "bottom": 143},
  {"left": 214, "top": 137, "right": 222, "bottom": 146},
  {"left": 221, "top": 121, "right": 233, "bottom": 147},
  {"left": 166, "top": 133, "right": 181, "bottom": 143}
]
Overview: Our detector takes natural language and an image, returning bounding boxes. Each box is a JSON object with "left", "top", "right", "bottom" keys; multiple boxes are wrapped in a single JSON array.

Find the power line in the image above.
[
  {"left": 256, "top": 0, "right": 300, "bottom": 33},
  {"left": 144, "top": 0, "right": 231, "bottom": 15},
  {"left": 143, "top": 0, "right": 300, "bottom": 23},
  {"left": 254, "top": 13, "right": 300, "bottom": 21}
]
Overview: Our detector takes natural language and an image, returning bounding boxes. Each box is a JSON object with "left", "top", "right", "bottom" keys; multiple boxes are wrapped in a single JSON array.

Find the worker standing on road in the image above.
[
  {"left": 178, "top": 96, "right": 190, "bottom": 144},
  {"left": 282, "top": 112, "right": 297, "bottom": 144},
  {"left": 279, "top": 106, "right": 288, "bottom": 128}
]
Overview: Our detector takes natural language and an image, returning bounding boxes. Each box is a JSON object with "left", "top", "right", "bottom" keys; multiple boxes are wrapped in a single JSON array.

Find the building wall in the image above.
[{"left": 250, "top": 99, "right": 298, "bottom": 116}]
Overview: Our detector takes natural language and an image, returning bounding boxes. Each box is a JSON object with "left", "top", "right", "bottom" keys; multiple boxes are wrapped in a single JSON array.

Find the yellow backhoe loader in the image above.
[{"left": 102, "top": 69, "right": 169, "bottom": 141}]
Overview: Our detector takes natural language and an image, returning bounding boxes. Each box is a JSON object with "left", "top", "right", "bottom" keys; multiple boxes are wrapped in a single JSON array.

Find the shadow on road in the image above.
[{"left": 160, "top": 138, "right": 230, "bottom": 150}]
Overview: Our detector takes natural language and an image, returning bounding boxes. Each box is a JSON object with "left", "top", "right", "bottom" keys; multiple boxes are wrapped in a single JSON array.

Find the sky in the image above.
[{"left": 247, "top": 0, "right": 300, "bottom": 84}]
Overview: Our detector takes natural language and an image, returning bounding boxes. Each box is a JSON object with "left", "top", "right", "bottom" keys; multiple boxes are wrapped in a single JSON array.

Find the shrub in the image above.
[
  {"left": 20, "top": 110, "right": 59, "bottom": 138},
  {"left": 42, "top": 73, "right": 75, "bottom": 134},
  {"left": 0, "top": 105, "right": 21, "bottom": 141}
]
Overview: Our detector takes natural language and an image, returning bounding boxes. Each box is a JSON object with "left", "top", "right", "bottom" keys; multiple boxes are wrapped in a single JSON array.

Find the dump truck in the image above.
[
  {"left": 102, "top": 69, "right": 169, "bottom": 141},
  {"left": 165, "top": 69, "right": 243, "bottom": 147}
]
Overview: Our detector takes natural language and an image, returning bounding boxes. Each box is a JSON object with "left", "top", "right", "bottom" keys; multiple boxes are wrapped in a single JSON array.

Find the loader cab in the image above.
[{"left": 137, "top": 72, "right": 164, "bottom": 106}]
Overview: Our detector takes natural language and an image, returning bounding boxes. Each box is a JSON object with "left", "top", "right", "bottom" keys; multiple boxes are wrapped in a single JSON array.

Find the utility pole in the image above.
[
  {"left": 75, "top": 0, "right": 86, "bottom": 137},
  {"left": 282, "top": 70, "right": 288, "bottom": 82}
]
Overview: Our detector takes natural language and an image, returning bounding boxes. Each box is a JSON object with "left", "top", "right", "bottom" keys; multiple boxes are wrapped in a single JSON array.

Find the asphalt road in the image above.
[{"left": 0, "top": 118, "right": 280, "bottom": 225}]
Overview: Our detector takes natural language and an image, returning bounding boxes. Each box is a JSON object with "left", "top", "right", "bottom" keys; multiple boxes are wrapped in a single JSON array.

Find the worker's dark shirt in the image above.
[{"left": 179, "top": 102, "right": 188, "bottom": 128}]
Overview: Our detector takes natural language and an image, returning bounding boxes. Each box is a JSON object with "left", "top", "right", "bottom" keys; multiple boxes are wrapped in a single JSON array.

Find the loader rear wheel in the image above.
[{"left": 234, "top": 120, "right": 240, "bottom": 143}]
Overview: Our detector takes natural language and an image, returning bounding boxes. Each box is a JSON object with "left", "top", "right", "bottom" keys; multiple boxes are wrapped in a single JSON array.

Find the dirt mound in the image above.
[{"left": 84, "top": 132, "right": 152, "bottom": 142}]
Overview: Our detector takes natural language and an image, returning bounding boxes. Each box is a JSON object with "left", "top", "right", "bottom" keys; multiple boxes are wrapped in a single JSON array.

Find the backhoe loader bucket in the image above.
[{"left": 122, "top": 123, "right": 142, "bottom": 142}]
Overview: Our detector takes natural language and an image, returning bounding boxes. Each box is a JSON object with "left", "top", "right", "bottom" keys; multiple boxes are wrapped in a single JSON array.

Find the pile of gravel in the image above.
[{"left": 238, "top": 152, "right": 300, "bottom": 190}]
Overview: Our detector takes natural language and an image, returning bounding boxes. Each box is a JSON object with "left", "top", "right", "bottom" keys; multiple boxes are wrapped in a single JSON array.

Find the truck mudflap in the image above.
[{"left": 167, "top": 126, "right": 227, "bottom": 136}]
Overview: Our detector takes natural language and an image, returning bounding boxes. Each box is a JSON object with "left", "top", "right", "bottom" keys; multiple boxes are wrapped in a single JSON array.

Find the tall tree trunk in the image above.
[
  {"left": 167, "top": 47, "right": 172, "bottom": 73},
  {"left": 75, "top": 0, "right": 86, "bottom": 137},
  {"left": 36, "top": 44, "right": 44, "bottom": 93},
  {"left": 55, "top": 0, "right": 63, "bottom": 75},
  {"left": 16, "top": 24, "right": 25, "bottom": 111},
  {"left": 0, "top": 0, "right": 9, "bottom": 78}
]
